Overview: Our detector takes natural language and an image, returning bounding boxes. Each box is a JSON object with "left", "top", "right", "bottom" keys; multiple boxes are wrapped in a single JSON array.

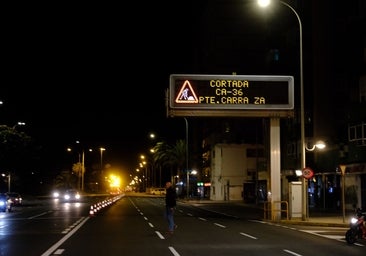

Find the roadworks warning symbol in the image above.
[{"left": 175, "top": 80, "right": 199, "bottom": 104}]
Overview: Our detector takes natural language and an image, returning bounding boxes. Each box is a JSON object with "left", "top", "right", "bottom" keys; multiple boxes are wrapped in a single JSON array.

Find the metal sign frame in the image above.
[{"left": 167, "top": 74, "right": 295, "bottom": 118}]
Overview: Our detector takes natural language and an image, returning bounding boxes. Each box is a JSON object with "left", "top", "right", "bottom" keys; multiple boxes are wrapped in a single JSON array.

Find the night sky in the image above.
[
  {"left": 1, "top": 1, "right": 200, "bottom": 175},
  {"left": 1, "top": 1, "right": 362, "bottom": 182}
]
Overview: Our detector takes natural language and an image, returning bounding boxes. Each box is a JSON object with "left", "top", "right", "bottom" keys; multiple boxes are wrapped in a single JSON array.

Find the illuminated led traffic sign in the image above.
[{"left": 169, "top": 74, "right": 294, "bottom": 110}]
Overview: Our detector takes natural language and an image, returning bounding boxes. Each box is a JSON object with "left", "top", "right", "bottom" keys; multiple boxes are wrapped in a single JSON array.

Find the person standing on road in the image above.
[{"left": 165, "top": 181, "right": 177, "bottom": 234}]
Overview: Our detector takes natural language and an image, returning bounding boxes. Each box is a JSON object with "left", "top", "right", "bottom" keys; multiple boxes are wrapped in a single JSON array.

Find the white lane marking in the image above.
[
  {"left": 300, "top": 229, "right": 346, "bottom": 241},
  {"left": 300, "top": 229, "right": 336, "bottom": 232},
  {"left": 284, "top": 249, "right": 303, "bottom": 256},
  {"left": 156, "top": 231, "right": 165, "bottom": 239},
  {"left": 28, "top": 211, "right": 52, "bottom": 219},
  {"left": 249, "top": 220, "right": 267, "bottom": 224},
  {"left": 168, "top": 246, "right": 180, "bottom": 256},
  {"left": 214, "top": 223, "right": 226, "bottom": 228},
  {"left": 239, "top": 232, "right": 258, "bottom": 239},
  {"left": 61, "top": 217, "right": 86, "bottom": 234},
  {"left": 53, "top": 249, "right": 64, "bottom": 254},
  {"left": 254, "top": 220, "right": 349, "bottom": 243},
  {"left": 41, "top": 216, "right": 90, "bottom": 256}
]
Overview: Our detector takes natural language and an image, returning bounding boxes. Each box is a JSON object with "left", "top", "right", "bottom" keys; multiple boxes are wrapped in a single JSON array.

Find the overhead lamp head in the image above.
[
  {"left": 314, "top": 140, "right": 326, "bottom": 150},
  {"left": 305, "top": 139, "right": 326, "bottom": 151}
]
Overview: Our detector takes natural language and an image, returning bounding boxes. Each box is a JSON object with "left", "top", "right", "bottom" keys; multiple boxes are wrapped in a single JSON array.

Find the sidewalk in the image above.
[
  {"left": 279, "top": 215, "right": 349, "bottom": 227},
  {"left": 277, "top": 206, "right": 352, "bottom": 227}
]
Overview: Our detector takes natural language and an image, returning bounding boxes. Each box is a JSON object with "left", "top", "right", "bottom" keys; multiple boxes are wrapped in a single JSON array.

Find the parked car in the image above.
[
  {"left": 0, "top": 193, "right": 12, "bottom": 212},
  {"left": 6, "top": 192, "right": 22, "bottom": 206},
  {"left": 150, "top": 188, "right": 166, "bottom": 195}
]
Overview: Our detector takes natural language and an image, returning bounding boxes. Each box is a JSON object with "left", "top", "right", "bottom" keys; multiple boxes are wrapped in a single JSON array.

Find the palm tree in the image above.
[
  {"left": 152, "top": 139, "right": 187, "bottom": 184},
  {"left": 53, "top": 169, "right": 76, "bottom": 190},
  {"left": 168, "top": 139, "right": 187, "bottom": 177},
  {"left": 152, "top": 141, "right": 172, "bottom": 182}
]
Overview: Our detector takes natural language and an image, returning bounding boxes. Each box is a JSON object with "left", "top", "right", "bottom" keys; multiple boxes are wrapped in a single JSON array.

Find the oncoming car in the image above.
[
  {"left": 52, "top": 189, "right": 81, "bottom": 202},
  {"left": 0, "top": 193, "right": 12, "bottom": 212},
  {"left": 6, "top": 192, "right": 22, "bottom": 206},
  {"left": 63, "top": 189, "right": 81, "bottom": 201}
]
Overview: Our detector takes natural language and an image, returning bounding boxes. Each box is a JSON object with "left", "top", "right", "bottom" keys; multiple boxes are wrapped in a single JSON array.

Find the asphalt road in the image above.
[{"left": 0, "top": 194, "right": 364, "bottom": 256}]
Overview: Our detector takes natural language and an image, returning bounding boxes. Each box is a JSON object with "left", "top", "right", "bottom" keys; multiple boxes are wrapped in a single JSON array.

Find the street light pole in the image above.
[
  {"left": 258, "top": 0, "right": 306, "bottom": 220},
  {"left": 187, "top": 170, "right": 190, "bottom": 199},
  {"left": 184, "top": 117, "right": 189, "bottom": 199},
  {"left": 279, "top": 1, "right": 306, "bottom": 221},
  {"left": 81, "top": 150, "right": 85, "bottom": 191},
  {"left": 145, "top": 164, "right": 148, "bottom": 191},
  {"left": 1, "top": 173, "right": 10, "bottom": 192},
  {"left": 100, "top": 147, "right": 106, "bottom": 172},
  {"left": 69, "top": 144, "right": 94, "bottom": 192},
  {"left": 340, "top": 165, "right": 346, "bottom": 223},
  {"left": 77, "top": 152, "right": 82, "bottom": 191},
  {"left": 8, "top": 174, "right": 10, "bottom": 192}
]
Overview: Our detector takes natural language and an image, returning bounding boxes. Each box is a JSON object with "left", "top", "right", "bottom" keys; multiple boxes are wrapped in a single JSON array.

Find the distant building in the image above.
[
  {"left": 177, "top": 0, "right": 365, "bottom": 209},
  {"left": 207, "top": 143, "right": 267, "bottom": 201}
]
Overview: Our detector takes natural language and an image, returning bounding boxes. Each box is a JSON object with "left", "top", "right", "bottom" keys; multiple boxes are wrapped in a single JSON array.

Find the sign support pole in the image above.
[{"left": 340, "top": 164, "right": 346, "bottom": 223}]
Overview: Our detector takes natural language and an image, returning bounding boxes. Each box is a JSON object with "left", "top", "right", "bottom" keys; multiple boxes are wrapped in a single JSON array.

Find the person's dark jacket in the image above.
[{"left": 165, "top": 186, "right": 176, "bottom": 208}]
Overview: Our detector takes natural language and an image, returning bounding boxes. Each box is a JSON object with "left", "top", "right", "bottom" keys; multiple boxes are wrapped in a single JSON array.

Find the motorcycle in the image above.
[{"left": 345, "top": 208, "right": 366, "bottom": 244}]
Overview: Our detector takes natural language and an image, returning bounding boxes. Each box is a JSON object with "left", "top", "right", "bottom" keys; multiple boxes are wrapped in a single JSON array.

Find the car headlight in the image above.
[{"left": 350, "top": 217, "right": 358, "bottom": 224}]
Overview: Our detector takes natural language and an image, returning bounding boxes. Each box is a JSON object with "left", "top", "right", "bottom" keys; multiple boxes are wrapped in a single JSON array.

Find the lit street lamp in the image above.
[
  {"left": 140, "top": 155, "right": 148, "bottom": 192},
  {"left": 258, "top": 0, "right": 306, "bottom": 220},
  {"left": 305, "top": 140, "right": 326, "bottom": 151},
  {"left": 148, "top": 133, "right": 157, "bottom": 187}
]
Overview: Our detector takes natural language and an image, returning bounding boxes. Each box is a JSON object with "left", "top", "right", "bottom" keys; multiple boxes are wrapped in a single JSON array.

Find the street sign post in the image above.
[{"left": 166, "top": 74, "right": 295, "bottom": 221}]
